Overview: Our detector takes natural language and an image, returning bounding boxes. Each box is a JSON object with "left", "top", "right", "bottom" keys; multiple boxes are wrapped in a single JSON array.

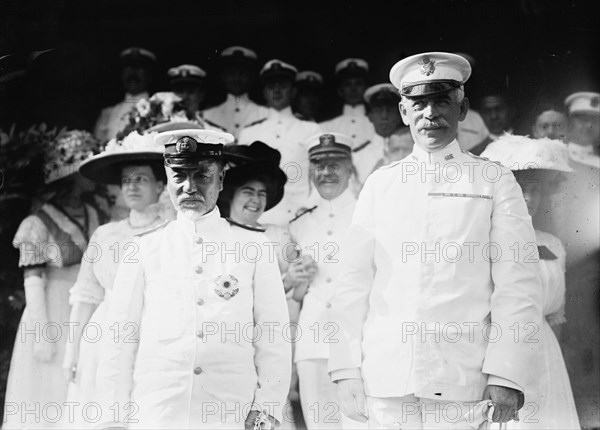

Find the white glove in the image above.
[{"left": 24, "top": 275, "right": 56, "bottom": 362}]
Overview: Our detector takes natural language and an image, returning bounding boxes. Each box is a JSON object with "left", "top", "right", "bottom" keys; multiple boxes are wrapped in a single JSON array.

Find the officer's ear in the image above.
[
  {"left": 399, "top": 101, "right": 409, "bottom": 126},
  {"left": 218, "top": 165, "right": 225, "bottom": 192},
  {"left": 458, "top": 96, "right": 469, "bottom": 122}
]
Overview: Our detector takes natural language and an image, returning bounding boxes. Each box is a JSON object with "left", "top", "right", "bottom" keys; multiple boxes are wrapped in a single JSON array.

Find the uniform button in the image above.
[
  {"left": 194, "top": 367, "right": 203, "bottom": 375},
  {"left": 351, "top": 119, "right": 356, "bottom": 123},
  {"left": 327, "top": 230, "right": 333, "bottom": 236},
  {"left": 235, "top": 108, "right": 240, "bottom": 112},
  {"left": 235, "top": 123, "right": 240, "bottom": 128},
  {"left": 196, "top": 298, "right": 205, "bottom": 305},
  {"left": 193, "top": 234, "right": 203, "bottom": 244},
  {"left": 194, "top": 266, "right": 203, "bottom": 274},
  {"left": 196, "top": 330, "right": 204, "bottom": 339},
  {"left": 326, "top": 302, "right": 332, "bottom": 308},
  {"left": 329, "top": 213, "right": 334, "bottom": 218},
  {"left": 276, "top": 134, "right": 280, "bottom": 139},
  {"left": 352, "top": 134, "right": 356, "bottom": 139},
  {"left": 326, "top": 277, "right": 332, "bottom": 283}
]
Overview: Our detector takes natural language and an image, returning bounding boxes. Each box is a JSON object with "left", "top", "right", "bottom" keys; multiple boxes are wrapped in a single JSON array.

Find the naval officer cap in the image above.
[
  {"left": 307, "top": 132, "right": 353, "bottom": 162},
  {"left": 296, "top": 70, "right": 324, "bottom": 87},
  {"left": 390, "top": 52, "right": 471, "bottom": 97},
  {"left": 335, "top": 58, "right": 369, "bottom": 80},
  {"left": 564, "top": 92, "right": 600, "bottom": 116},
  {"left": 221, "top": 46, "right": 258, "bottom": 62},
  {"left": 154, "top": 124, "right": 235, "bottom": 169},
  {"left": 168, "top": 64, "right": 206, "bottom": 86},
  {"left": 364, "top": 83, "right": 400, "bottom": 105},
  {"left": 260, "top": 59, "right": 298, "bottom": 82},
  {"left": 120, "top": 47, "right": 157, "bottom": 68}
]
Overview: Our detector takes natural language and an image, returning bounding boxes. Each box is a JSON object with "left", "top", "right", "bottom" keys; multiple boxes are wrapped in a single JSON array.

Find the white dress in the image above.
[
  {"left": 64, "top": 205, "right": 165, "bottom": 427},
  {"left": 511, "top": 229, "right": 580, "bottom": 429},
  {"left": 3, "top": 203, "right": 99, "bottom": 429}
]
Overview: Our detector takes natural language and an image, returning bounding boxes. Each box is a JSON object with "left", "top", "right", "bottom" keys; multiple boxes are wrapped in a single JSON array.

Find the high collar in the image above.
[
  {"left": 410, "top": 139, "right": 461, "bottom": 165},
  {"left": 124, "top": 92, "right": 149, "bottom": 103},
  {"left": 317, "top": 187, "right": 356, "bottom": 213},
  {"left": 227, "top": 93, "right": 249, "bottom": 105},
  {"left": 268, "top": 106, "right": 294, "bottom": 118},
  {"left": 128, "top": 202, "right": 162, "bottom": 229},
  {"left": 176, "top": 206, "right": 222, "bottom": 233},
  {"left": 568, "top": 141, "right": 595, "bottom": 156},
  {"left": 342, "top": 104, "right": 366, "bottom": 116}
]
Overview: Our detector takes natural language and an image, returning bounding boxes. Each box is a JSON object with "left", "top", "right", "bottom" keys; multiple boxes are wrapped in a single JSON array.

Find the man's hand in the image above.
[
  {"left": 336, "top": 378, "right": 368, "bottom": 423},
  {"left": 482, "top": 385, "right": 523, "bottom": 423},
  {"left": 245, "top": 410, "right": 276, "bottom": 430}
]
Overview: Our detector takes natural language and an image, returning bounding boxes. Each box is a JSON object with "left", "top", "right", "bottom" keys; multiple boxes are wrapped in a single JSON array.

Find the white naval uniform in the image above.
[
  {"left": 202, "top": 93, "right": 270, "bottom": 139},
  {"left": 238, "top": 107, "right": 322, "bottom": 226},
  {"left": 328, "top": 141, "right": 543, "bottom": 425},
  {"left": 96, "top": 208, "right": 291, "bottom": 429},
  {"left": 94, "top": 92, "right": 149, "bottom": 143},
  {"left": 457, "top": 109, "right": 490, "bottom": 151},
  {"left": 289, "top": 189, "right": 356, "bottom": 429},
  {"left": 320, "top": 104, "right": 375, "bottom": 150},
  {"left": 352, "top": 134, "right": 386, "bottom": 185},
  {"left": 567, "top": 141, "right": 600, "bottom": 169}
]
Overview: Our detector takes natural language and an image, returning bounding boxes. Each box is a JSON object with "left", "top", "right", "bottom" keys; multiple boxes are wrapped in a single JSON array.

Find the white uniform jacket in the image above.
[
  {"left": 202, "top": 93, "right": 270, "bottom": 139},
  {"left": 328, "top": 140, "right": 543, "bottom": 402},
  {"left": 320, "top": 104, "right": 375, "bottom": 150},
  {"left": 238, "top": 107, "right": 322, "bottom": 226},
  {"left": 289, "top": 189, "right": 357, "bottom": 362},
  {"left": 94, "top": 92, "right": 149, "bottom": 143},
  {"left": 96, "top": 208, "right": 291, "bottom": 428}
]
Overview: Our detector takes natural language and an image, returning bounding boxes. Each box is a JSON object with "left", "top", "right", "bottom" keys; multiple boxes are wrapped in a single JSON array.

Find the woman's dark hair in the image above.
[
  {"left": 218, "top": 170, "right": 278, "bottom": 218},
  {"left": 117, "top": 160, "right": 167, "bottom": 184}
]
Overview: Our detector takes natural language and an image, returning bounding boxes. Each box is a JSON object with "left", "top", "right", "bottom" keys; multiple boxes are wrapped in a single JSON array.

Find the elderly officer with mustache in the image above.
[
  {"left": 328, "top": 52, "right": 543, "bottom": 428},
  {"left": 95, "top": 124, "right": 291, "bottom": 429}
]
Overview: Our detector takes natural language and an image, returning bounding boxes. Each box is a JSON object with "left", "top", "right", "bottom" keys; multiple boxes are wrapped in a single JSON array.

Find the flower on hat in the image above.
[
  {"left": 43, "top": 129, "right": 100, "bottom": 183},
  {"left": 116, "top": 92, "right": 192, "bottom": 140}
]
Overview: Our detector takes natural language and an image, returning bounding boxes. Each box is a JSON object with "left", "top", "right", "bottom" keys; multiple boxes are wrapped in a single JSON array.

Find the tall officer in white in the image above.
[
  {"left": 288, "top": 133, "right": 357, "bottom": 429},
  {"left": 95, "top": 125, "right": 291, "bottom": 429},
  {"left": 94, "top": 47, "right": 155, "bottom": 143},
  {"left": 328, "top": 52, "right": 543, "bottom": 428},
  {"left": 238, "top": 59, "right": 322, "bottom": 227},
  {"left": 202, "top": 46, "right": 269, "bottom": 139},
  {"left": 320, "top": 59, "right": 374, "bottom": 150}
]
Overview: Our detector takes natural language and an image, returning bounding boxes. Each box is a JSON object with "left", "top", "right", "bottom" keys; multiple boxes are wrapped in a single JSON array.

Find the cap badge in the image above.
[
  {"left": 418, "top": 56, "right": 436, "bottom": 76},
  {"left": 176, "top": 136, "right": 198, "bottom": 153},
  {"left": 591, "top": 96, "right": 599, "bottom": 108},
  {"left": 320, "top": 134, "right": 335, "bottom": 146}
]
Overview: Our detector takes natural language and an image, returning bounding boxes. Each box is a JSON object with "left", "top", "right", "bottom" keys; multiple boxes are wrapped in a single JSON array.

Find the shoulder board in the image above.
[
  {"left": 134, "top": 220, "right": 171, "bottom": 237},
  {"left": 243, "top": 117, "right": 268, "bottom": 128},
  {"left": 353, "top": 140, "right": 371, "bottom": 153},
  {"left": 226, "top": 217, "right": 266, "bottom": 233},
  {"left": 462, "top": 150, "right": 504, "bottom": 166},
  {"left": 289, "top": 205, "right": 318, "bottom": 223},
  {"left": 203, "top": 118, "right": 227, "bottom": 132},
  {"left": 378, "top": 159, "right": 403, "bottom": 171}
]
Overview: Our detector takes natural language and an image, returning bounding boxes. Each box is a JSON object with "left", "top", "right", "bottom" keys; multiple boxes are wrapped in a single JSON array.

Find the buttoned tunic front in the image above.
[
  {"left": 320, "top": 104, "right": 375, "bottom": 150},
  {"left": 96, "top": 208, "right": 291, "bottom": 429},
  {"left": 328, "top": 141, "right": 543, "bottom": 402},
  {"left": 202, "top": 94, "right": 270, "bottom": 139},
  {"left": 238, "top": 107, "right": 322, "bottom": 226},
  {"left": 289, "top": 189, "right": 357, "bottom": 362}
]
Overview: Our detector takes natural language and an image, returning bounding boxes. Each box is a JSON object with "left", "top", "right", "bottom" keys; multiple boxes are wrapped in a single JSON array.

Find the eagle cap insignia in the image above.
[
  {"left": 176, "top": 136, "right": 198, "bottom": 153},
  {"left": 214, "top": 274, "right": 240, "bottom": 300},
  {"left": 320, "top": 134, "right": 335, "bottom": 146},
  {"left": 418, "top": 56, "right": 436, "bottom": 76}
]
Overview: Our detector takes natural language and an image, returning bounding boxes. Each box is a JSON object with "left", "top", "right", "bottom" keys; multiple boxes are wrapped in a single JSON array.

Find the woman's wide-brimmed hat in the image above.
[
  {"left": 78, "top": 130, "right": 164, "bottom": 185},
  {"left": 44, "top": 130, "right": 101, "bottom": 184},
  {"left": 221, "top": 141, "right": 287, "bottom": 211},
  {"left": 480, "top": 134, "right": 573, "bottom": 173}
]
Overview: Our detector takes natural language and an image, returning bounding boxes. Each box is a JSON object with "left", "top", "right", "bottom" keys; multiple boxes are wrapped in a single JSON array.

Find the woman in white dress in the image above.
[
  {"left": 482, "top": 135, "right": 580, "bottom": 429},
  {"left": 218, "top": 141, "right": 303, "bottom": 429},
  {"left": 2, "top": 130, "right": 101, "bottom": 429},
  {"left": 60, "top": 131, "right": 169, "bottom": 428}
]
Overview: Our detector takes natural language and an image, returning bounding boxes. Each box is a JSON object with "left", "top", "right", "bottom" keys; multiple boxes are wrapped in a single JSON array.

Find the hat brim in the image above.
[
  {"left": 223, "top": 163, "right": 287, "bottom": 211},
  {"left": 79, "top": 152, "right": 164, "bottom": 185}
]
